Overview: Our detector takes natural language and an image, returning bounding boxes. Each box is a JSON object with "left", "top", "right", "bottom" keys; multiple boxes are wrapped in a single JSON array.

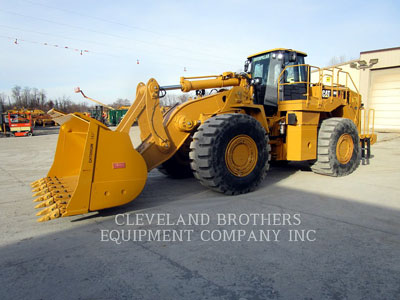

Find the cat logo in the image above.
[{"left": 322, "top": 89, "right": 338, "bottom": 98}]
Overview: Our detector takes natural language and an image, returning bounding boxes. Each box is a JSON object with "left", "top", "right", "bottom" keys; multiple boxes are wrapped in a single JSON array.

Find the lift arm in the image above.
[{"left": 75, "top": 87, "right": 115, "bottom": 111}]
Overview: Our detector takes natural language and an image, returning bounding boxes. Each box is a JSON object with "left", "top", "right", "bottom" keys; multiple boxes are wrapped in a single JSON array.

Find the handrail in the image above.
[
  {"left": 277, "top": 64, "right": 320, "bottom": 104},
  {"left": 336, "top": 70, "right": 359, "bottom": 94},
  {"left": 335, "top": 69, "right": 361, "bottom": 124},
  {"left": 277, "top": 64, "right": 362, "bottom": 111},
  {"left": 360, "top": 107, "right": 375, "bottom": 138}
]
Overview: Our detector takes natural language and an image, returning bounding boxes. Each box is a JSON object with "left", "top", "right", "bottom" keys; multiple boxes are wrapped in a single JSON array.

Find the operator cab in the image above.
[{"left": 245, "top": 48, "right": 308, "bottom": 115}]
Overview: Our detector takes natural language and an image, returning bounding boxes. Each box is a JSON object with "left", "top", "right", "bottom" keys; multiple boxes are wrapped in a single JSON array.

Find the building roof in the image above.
[
  {"left": 360, "top": 46, "right": 400, "bottom": 55},
  {"left": 247, "top": 48, "right": 307, "bottom": 59}
]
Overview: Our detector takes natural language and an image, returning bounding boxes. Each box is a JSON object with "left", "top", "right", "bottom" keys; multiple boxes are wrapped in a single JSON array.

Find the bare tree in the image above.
[
  {"left": 177, "top": 94, "right": 190, "bottom": 103},
  {"left": 111, "top": 98, "right": 131, "bottom": 109},
  {"left": 39, "top": 89, "right": 46, "bottom": 107},
  {"left": 160, "top": 92, "right": 193, "bottom": 107},
  {"left": 31, "top": 88, "right": 39, "bottom": 107},
  {"left": 160, "top": 94, "right": 176, "bottom": 106},
  {"left": 11, "top": 86, "right": 22, "bottom": 106},
  {"left": 1, "top": 86, "right": 132, "bottom": 114},
  {"left": 328, "top": 55, "right": 347, "bottom": 66},
  {"left": 22, "top": 87, "right": 31, "bottom": 107},
  {"left": 0, "top": 93, "right": 6, "bottom": 112}
]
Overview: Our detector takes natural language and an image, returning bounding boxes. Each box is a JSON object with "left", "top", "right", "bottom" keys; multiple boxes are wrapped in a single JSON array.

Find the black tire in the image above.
[
  {"left": 190, "top": 114, "right": 270, "bottom": 195},
  {"left": 311, "top": 117, "right": 360, "bottom": 177},
  {"left": 157, "top": 137, "right": 193, "bottom": 178}
]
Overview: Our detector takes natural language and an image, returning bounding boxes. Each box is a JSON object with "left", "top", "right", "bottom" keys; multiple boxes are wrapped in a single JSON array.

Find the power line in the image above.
[
  {"left": 0, "top": 24, "right": 113, "bottom": 49},
  {"left": 0, "top": 34, "right": 223, "bottom": 74},
  {"left": 0, "top": 8, "right": 238, "bottom": 64},
  {"left": 0, "top": 23, "right": 235, "bottom": 68},
  {"left": 19, "top": 0, "right": 240, "bottom": 61},
  {"left": 0, "top": 35, "right": 92, "bottom": 55},
  {"left": 19, "top": 0, "right": 191, "bottom": 42}
]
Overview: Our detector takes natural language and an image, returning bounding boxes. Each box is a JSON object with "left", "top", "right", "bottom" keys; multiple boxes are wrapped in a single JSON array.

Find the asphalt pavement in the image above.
[{"left": 0, "top": 127, "right": 399, "bottom": 299}]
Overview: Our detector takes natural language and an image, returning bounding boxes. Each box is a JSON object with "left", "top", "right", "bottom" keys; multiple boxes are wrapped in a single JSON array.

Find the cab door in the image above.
[{"left": 281, "top": 54, "right": 308, "bottom": 100}]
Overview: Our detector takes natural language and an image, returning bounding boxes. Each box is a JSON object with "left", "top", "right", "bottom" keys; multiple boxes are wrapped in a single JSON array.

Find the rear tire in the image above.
[
  {"left": 190, "top": 114, "right": 270, "bottom": 195},
  {"left": 311, "top": 117, "right": 360, "bottom": 176}
]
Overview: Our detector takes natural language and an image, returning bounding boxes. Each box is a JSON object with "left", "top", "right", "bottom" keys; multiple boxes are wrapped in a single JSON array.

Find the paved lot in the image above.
[{"left": 0, "top": 127, "right": 399, "bottom": 299}]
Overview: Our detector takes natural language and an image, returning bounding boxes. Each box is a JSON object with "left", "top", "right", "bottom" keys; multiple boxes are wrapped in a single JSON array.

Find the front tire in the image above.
[
  {"left": 157, "top": 137, "right": 193, "bottom": 178},
  {"left": 190, "top": 114, "right": 270, "bottom": 195},
  {"left": 311, "top": 117, "right": 360, "bottom": 176}
]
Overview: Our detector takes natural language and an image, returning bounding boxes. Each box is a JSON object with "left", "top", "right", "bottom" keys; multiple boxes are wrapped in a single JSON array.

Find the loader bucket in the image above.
[{"left": 31, "top": 113, "right": 147, "bottom": 222}]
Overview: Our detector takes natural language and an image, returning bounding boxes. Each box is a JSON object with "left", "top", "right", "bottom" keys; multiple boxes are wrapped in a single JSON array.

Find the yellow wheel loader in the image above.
[{"left": 31, "top": 48, "right": 376, "bottom": 222}]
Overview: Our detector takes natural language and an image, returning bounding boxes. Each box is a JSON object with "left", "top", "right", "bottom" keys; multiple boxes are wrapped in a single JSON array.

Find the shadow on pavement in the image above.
[
  {"left": 74, "top": 164, "right": 301, "bottom": 222},
  {"left": 1, "top": 176, "right": 399, "bottom": 300}
]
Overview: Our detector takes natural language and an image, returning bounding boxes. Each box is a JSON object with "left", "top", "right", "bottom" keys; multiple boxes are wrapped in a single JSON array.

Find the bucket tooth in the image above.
[
  {"left": 31, "top": 177, "right": 62, "bottom": 188},
  {"left": 34, "top": 195, "right": 70, "bottom": 209},
  {"left": 33, "top": 197, "right": 42, "bottom": 203},
  {"left": 30, "top": 179, "right": 41, "bottom": 187},
  {"left": 37, "top": 209, "right": 62, "bottom": 222},
  {"left": 32, "top": 183, "right": 66, "bottom": 192},
  {"left": 33, "top": 192, "right": 51, "bottom": 202},
  {"left": 32, "top": 189, "right": 48, "bottom": 197},
  {"left": 31, "top": 177, "right": 47, "bottom": 187},
  {"left": 31, "top": 183, "right": 42, "bottom": 189},
  {"left": 32, "top": 184, "right": 47, "bottom": 192},
  {"left": 31, "top": 183, "right": 41, "bottom": 189},
  {"left": 36, "top": 205, "right": 55, "bottom": 216},
  {"left": 32, "top": 190, "right": 71, "bottom": 202},
  {"left": 36, "top": 203, "right": 59, "bottom": 216},
  {"left": 36, "top": 202, "right": 67, "bottom": 222},
  {"left": 32, "top": 182, "right": 62, "bottom": 192},
  {"left": 35, "top": 197, "right": 55, "bottom": 209},
  {"left": 31, "top": 177, "right": 51, "bottom": 187}
]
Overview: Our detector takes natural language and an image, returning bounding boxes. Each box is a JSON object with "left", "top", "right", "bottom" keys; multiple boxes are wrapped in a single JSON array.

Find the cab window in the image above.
[
  {"left": 284, "top": 55, "right": 307, "bottom": 83},
  {"left": 251, "top": 54, "right": 270, "bottom": 85}
]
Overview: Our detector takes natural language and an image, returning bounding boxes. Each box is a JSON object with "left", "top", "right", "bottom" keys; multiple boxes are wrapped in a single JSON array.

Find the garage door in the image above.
[{"left": 368, "top": 67, "right": 400, "bottom": 131}]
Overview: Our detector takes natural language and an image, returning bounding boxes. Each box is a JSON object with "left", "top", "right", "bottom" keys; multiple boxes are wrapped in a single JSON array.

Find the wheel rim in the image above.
[
  {"left": 336, "top": 134, "right": 354, "bottom": 164},
  {"left": 225, "top": 134, "right": 258, "bottom": 177}
]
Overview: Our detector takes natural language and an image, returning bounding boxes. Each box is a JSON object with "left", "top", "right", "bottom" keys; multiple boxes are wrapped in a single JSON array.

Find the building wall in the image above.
[
  {"left": 310, "top": 60, "right": 360, "bottom": 91},
  {"left": 359, "top": 48, "right": 400, "bottom": 109},
  {"left": 360, "top": 48, "right": 400, "bottom": 131},
  {"left": 310, "top": 47, "right": 400, "bottom": 131}
]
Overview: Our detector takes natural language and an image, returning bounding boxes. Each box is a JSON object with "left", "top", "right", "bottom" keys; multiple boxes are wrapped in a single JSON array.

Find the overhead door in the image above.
[{"left": 368, "top": 67, "right": 400, "bottom": 131}]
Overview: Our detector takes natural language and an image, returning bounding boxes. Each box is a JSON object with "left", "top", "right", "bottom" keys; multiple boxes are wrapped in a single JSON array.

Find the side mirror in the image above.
[
  {"left": 251, "top": 77, "right": 262, "bottom": 86},
  {"left": 289, "top": 51, "right": 297, "bottom": 62},
  {"left": 244, "top": 60, "right": 250, "bottom": 72}
]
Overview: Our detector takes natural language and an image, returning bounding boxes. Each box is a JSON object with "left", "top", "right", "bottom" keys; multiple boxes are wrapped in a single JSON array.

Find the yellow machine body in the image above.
[{"left": 31, "top": 48, "right": 376, "bottom": 222}]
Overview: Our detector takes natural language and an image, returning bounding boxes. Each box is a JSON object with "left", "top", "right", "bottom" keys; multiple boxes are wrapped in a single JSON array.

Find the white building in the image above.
[{"left": 313, "top": 47, "right": 400, "bottom": 132}]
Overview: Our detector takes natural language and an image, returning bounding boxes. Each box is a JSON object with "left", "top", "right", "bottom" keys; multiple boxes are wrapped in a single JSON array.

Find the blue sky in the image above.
[{"left": 0, "top": 0, "right": 399, "bottom": 104}]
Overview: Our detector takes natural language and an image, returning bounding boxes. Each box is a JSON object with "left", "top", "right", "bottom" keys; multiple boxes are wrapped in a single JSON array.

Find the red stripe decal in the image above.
[{"left": 113, "top": 162, "right": 126, "bottom": 169}]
